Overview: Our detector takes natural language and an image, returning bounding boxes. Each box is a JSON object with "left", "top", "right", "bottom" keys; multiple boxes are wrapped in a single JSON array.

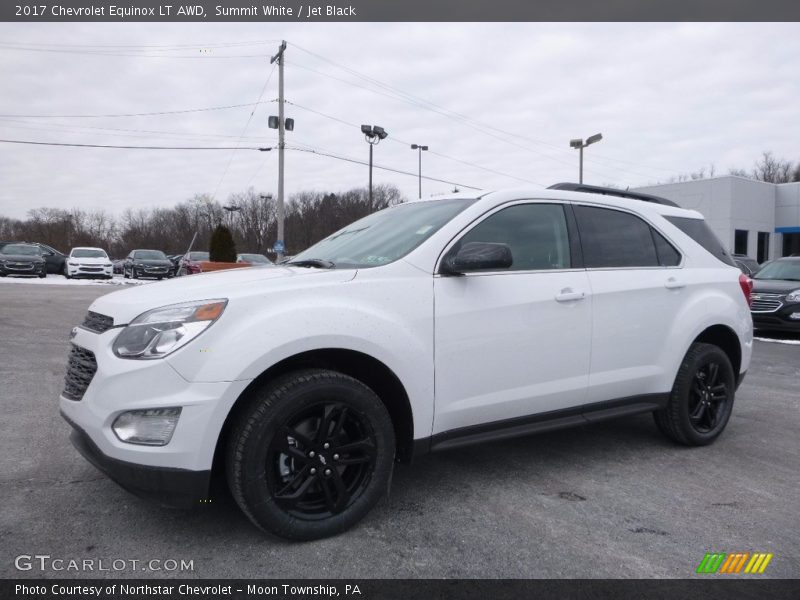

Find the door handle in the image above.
[
  {"left": 555, "top": 288, "right": 586, "bottom": 302},
  {"left": 664, "top": 277, "right": 686, "bottom": 290}
]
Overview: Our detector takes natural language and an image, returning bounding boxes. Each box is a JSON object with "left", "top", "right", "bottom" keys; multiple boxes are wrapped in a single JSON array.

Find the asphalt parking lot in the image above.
[{"left": 1, "top": 282, "right": 798, "bottom": 579}]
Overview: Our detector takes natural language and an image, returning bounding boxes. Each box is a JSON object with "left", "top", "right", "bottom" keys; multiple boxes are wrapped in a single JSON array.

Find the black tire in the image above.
[
  {"left": 123, "top": 267, "right": 129, "bottom": 279},
  {"left": 226, "top": 369, "right": 395, "bottom": 541},
  {"left": 654, "top": 342, "right": 736, "bottom": 446},
  {"left": 39, "top": 272, "right": 46, "bottom": 279}
]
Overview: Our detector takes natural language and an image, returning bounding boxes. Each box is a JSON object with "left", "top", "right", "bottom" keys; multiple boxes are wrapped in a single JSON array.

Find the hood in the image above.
[
  {"left": 0, "top": 253, "right": 44, "bottom": 262},
  {"left": 132, "top": 258, "right": 172, "bottom": 266},
  {"left": 751, "top": 279, "right": 800, "bottom": 294},
  {"left": 89, "top": 266, "right": 357, "bottom": 324}
]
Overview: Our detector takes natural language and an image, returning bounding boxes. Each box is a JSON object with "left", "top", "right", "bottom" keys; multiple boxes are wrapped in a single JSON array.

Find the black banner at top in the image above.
[{"left": 1, "top": 0, "right": 800, "bottom": 22}]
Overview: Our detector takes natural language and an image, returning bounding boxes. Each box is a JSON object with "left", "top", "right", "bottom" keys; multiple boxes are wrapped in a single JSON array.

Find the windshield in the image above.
[
  {"left": 754, "top": 260, "right": 800, "bottom": 281},
  {"left": 188, "top": 252, "right": 210, "bottom": 261},
  {"left": 72, "top": 249, "right": 107, "bottom": 258},
  {"left": 134, "top": 250, "right": 167, "bottom": 260},
  {"left": 240, "top": 254, "right": 270, "bottom": 264},
  {"left": 291, "top": 198, "right": 477, "bottom": 269},
  {"left": 2, "top": 244, "right": 40, "bottom": 256}
]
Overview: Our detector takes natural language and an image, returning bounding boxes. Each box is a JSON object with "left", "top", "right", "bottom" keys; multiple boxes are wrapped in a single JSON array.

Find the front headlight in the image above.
[
  {"left": 112, "top": 299, "right": 227, "bottom": 359},
  {"left": 786, "top": 289, "right": 800, "bottom": 303}
]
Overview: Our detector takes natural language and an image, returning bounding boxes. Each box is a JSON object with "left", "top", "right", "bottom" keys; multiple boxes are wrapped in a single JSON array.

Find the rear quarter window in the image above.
[{"left": 664, "top": 216, "right": 736, "bottom": 267}]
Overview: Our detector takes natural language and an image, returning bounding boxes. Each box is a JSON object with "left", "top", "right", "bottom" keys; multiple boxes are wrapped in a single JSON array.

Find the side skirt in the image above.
[{"left": 413, "top": 393, "right": 669, "bottom": 457}]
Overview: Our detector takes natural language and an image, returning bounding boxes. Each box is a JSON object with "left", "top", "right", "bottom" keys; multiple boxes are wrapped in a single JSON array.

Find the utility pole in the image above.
[{"left": 271, "top": 41, "right": 287, "bottom": 260}]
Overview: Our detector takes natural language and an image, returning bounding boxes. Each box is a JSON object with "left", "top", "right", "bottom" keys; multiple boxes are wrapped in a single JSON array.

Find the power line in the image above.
[
  {"left": 0, "top": 44, "right": 269, "bottom": 59},
  {"left": 289, "top": 44, "right": 678, "bottom": 179},
  {"left": 0, "top": 139, "right": 269, "bottom": 150},
  {"left": 0, "top": 117, "right": 277, "bottom": 142},
  {"left": 0, "top": 101, "right": 274, "bottom": 119},
  {"left": 287, "top": 145, "right": 482, "bottom": 191},
  {"left": 286, "top": 101, "right": 543, "bottom": 186},
  {"left": 0, "top": 39, "right": 280, "bottom": 50},
  {"left": 211, "top": 64, "right": 277, "bottom": 199}
]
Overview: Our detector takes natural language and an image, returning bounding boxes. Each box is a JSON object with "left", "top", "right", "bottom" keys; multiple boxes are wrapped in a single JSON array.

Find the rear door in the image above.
[{"left": 572, "top": 204, "right": 685, "bottom": 402}]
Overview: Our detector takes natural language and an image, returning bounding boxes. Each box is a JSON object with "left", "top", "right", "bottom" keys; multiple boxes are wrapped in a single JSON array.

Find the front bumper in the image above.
[
  {"left": 752, "top": 305, "right": 800, "bottom": 332},
  {"left": 67, "top": 264, "right": 113, "bottom": 278},
  {"left": 63, "top": 413, "right": 210, "bottom": 508},
  {"left": 59, "top": 325, "right": 252, "bottom": 505},
  {"left": 0, "top": 262, "right": 46, "bottom": 275},
  {"left": 134, "top": 265, "right": 171, "bottom": 278}
]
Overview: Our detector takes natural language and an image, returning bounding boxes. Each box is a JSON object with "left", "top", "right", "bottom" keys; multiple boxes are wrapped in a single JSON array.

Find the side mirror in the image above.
[
  {"left": 43, "top": 251, "right": 54, "bottom": 257},
  {"left": 441, "top": 242, "right": 513, "bottom": 275}
]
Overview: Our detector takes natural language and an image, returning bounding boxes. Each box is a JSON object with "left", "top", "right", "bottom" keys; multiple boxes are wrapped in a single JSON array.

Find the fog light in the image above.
[
  {"left": 112, "top": 408, "right": 181, "bottom": 446},
  {"left": 790, "top": 312, "right": 800, "bottom": 320}
]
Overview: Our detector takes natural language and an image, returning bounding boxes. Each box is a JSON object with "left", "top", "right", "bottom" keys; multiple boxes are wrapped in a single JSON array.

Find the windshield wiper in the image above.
[{"left": 285, "top": 258, "right": 336, "bottom": 269}]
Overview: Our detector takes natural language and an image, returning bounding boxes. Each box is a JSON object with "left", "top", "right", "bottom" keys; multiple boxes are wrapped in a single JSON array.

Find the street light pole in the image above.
[
  {"left": 411, "top": 144, "right": 428, "bottom": 198},
  {"left": 569, "top": 133, "right": 603, "bottom": 184},
  {"left": 361, "top": 125, "right": 388, "bottom": 205}
]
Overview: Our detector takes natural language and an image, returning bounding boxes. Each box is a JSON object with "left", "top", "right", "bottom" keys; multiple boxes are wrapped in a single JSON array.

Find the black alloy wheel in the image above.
[
  {"left": 687, "top": 361, "right": 730, "bottom": 434},
  {"left": 654, "top": 342, "right": 736, "bottom": 446},
  {"left": 227, "top": 369, "right": 395, "bottom": 540},
  {"left": 266, "top": 402, "right": 378, "bottom": 520}
]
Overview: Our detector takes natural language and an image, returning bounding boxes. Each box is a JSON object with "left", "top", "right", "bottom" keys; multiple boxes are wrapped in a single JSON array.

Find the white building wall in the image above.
[{"left": 634, "top": 176, "right": 783, "bottom": 260}]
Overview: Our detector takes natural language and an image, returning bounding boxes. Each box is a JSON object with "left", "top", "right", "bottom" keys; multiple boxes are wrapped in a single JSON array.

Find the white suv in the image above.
[{"left": 60, "top": 184, "right": 753, "bottom": 540}]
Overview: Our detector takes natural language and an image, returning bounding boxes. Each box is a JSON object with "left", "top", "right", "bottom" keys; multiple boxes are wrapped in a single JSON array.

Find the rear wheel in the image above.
[
  {"left": 226, "top": 369, "right": 395, "bottom": 540},
  {"left": 654, "top": 343, "right": 736, "bottom": 446}
]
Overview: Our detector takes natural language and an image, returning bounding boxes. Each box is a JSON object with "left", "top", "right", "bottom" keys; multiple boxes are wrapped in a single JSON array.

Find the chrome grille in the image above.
[
  {"left": 750, "top": 293, "right": 783, "bottom": 313},
  {"left": 81, "top": 311, "right": 114, "bottom": 333},
  {"left": 63, "top": 345, "right": 97, "bottom": 401}
]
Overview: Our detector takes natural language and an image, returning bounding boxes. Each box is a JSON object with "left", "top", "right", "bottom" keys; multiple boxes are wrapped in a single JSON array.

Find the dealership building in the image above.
[{"left": 633, "top": 176, "right": 800, "bottom": 263}]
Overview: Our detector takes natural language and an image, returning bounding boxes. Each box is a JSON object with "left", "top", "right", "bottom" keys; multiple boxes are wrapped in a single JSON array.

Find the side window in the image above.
[
  {"left": 574, "top": 205, "right": 660, "bottom": 268},
  {"left": 651, "top": 229, "right": 681, "bottom": 267},
  {"left": 456, "top": 203, "right": 571, "bottom": 271}
]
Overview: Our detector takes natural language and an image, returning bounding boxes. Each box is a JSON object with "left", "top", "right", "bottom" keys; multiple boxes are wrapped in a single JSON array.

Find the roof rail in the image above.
[{"left": 548, "top": 182, "right": 679, "bottom": 208}]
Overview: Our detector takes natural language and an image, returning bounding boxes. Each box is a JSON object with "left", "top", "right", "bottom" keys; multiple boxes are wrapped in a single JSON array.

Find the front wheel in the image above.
[
  {"left": 226, "top": 369, "right": 395, "bottom": 540},
  {"left": 654, "top": 342, "right": 736, "bottom": 446}
]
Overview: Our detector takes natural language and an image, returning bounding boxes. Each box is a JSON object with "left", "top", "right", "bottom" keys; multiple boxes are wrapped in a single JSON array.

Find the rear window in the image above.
[{"left": 665, "top": 217, "right": 736, "bottom": 267}]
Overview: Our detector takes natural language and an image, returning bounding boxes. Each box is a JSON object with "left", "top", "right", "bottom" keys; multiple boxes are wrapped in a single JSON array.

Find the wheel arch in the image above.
[
  {"left": 691, "top": 324, "right": 742, "bottom": 377},
  {"left": 212, "top": 348, "right": 416, "bottom": 481}
]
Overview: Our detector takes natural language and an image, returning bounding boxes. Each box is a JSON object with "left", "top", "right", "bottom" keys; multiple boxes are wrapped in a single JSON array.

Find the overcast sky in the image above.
[{"left": 0, "top": 22, "right": 798, "bottom": 219}]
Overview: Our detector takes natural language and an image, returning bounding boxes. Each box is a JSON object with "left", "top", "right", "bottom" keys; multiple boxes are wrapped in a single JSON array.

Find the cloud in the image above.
[{"left": 1, "top": 22, "right": 799, "bottom": 219}]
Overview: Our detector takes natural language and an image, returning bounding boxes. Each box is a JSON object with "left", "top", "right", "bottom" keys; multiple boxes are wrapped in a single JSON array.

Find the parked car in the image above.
[
  {"left": 61, "top": 184, "right": 752, "bottom": 541},
  {"left": 112, "top": 259, "right": 124, "bottom": 275},
  {"left": 123, "top": 249, "right": 173, "bottom": 280},
  {"left": 65, "top": 247, "right": 113, "bottom": 279},
  {"left": 732, "top": 253, "right": 760, "bottom": 276},
  {"left": 178, "top": 251, "right": 210, "bottom": 276},
  {"left": 749, "top": 256, "right": 800, "bottom": 332},
  {"left": 0, "top": 241, "right": 66, "bottom": 273},
  {"left": 237, "top": 253, "right": 273, "bottom": 266},
  {"left": 0, "top": 243, "right": 47, "bottom": 278}
]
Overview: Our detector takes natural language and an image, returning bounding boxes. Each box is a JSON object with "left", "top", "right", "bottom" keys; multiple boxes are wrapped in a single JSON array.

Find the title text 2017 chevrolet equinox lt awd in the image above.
[{"left": 60, "top": 184, "right": 753, "bottom": 540}]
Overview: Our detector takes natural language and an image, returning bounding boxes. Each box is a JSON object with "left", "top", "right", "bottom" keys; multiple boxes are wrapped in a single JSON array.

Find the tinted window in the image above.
[
  {"left": 134, "top": 250, "right": 167, "bottom": 260},
  {"left": 652, "top": 229, "right": 681, "bottom": 267},
  {"left": 457, "top": 203, "right": 571, "bottom": 271},
  {"left": 665, "top": 216, "right": 736, "bottom": 267},
  {"left": 574, "top": 206, "right": 658, "bottom": 268}
]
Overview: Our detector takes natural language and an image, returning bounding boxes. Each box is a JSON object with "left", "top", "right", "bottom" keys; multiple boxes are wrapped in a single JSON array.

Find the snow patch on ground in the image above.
[
  {"left": 0, "top": 274, "right": 151, "bottom": 286},
  {"left": 755, "top": 336, "right": 800, "bottom": 346}
]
